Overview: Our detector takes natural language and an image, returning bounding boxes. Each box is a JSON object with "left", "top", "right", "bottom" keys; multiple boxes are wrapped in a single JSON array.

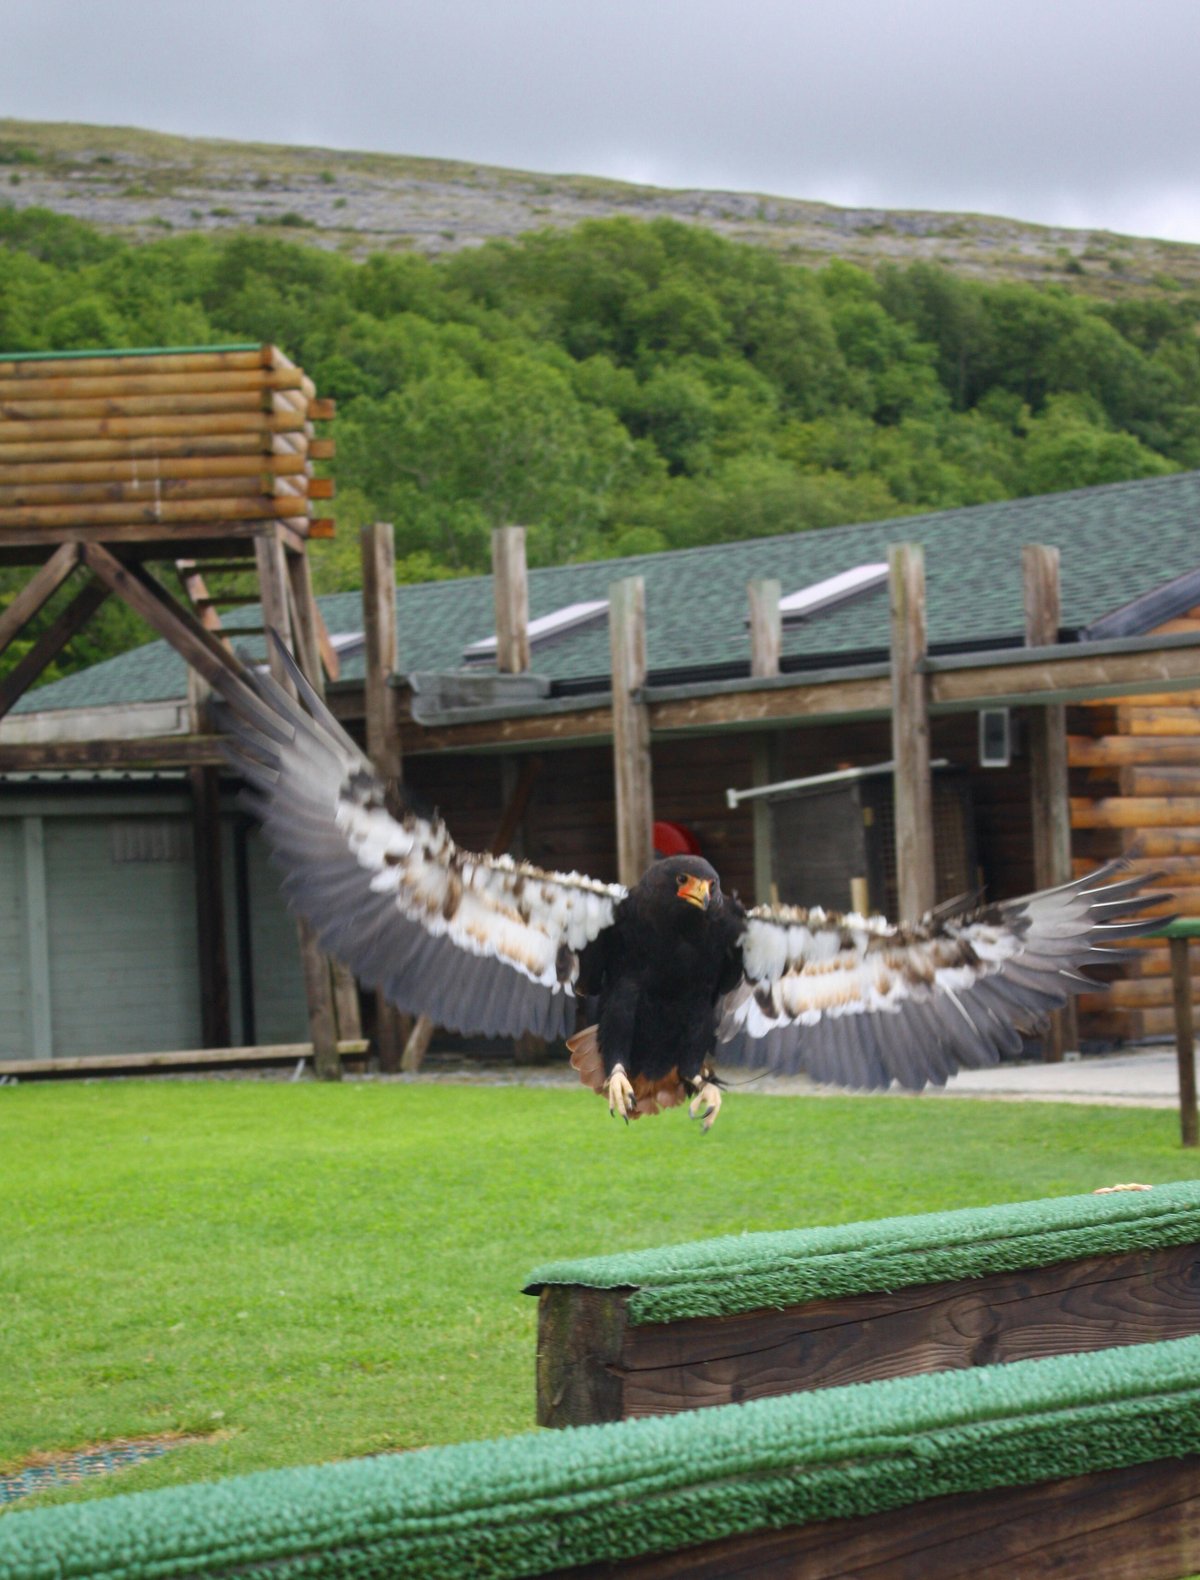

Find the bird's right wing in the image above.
[{"left": 222, "top": 644, "right": 624, "bottom": 1042}]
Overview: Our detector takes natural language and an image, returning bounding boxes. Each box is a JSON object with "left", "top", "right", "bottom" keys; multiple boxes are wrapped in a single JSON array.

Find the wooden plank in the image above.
[
  {"left": 0, "top": 476, "right": 286, "bottom": 507},
  {"left": 0, "top": 735, "right": 225, "bottom": 772},
  {"left": 0, "top": 453, "right": 307, "bottom": 486},
  {"left": 0, "top": 368, "right": 302, "bottom": 401},
  {"left": 0, "top": 541, "right": 79, "bottom": 656},
  {"left": 309, "top": 437, "right": 335, "bottom": 460},
  {"left": 610, "top": 577, "right": 654, "bottom": 886},
  {"left": 928, "top": 643, "right": 1200, "bottom": 708},
  {"left": 1, "top": 391, "right": 269, "bottom": 421},
  {"left": 493, "top": 525, "right": 530, "bottom": 674},
  {"left": 0, "top": 496, "right": 309, "bottom": 530},
  {"left": 1070, "top": 795, "right": 1200, "bottom": 828},
  {"left": 537, "top": 1241, "right": 1200, "bottom": 1429},
  {"left": 0, "top": 576, "right": 109, "bottom": 721},
  {"left": 550, "top": 1456, "right": 1200, "bottom": 1580},
  {"left": 1120, "top": 764, "right": 1200, "bottom": 796},
  {"left": 1172, "top": 935, "right": 1198, "bottom": 1147},
  {"left": 0, "top": 349, "right": 268, "bottom": 379},
  {"left": 0, "top": 1040, "right": 369, "bottom": 1077},
  {"left": 747, "top": 578, "right": 781, "bottom": 679},
  {"left": 0, "top": 411, "right": 306, "bottom": 444},
  {"left": 0, "top": 432, "right": 275, "bottom": 464},
  {"left": 1024, "top": 544, "right": 1074, "bottom": 1059},
  {"left": 308, "top": 398, "right": 336, "bottom": 421},
  {"left": 889, "top": 544, "right": 934, "bottom": 921},
  {"left": 1068, "top": 734, "right": 1200, "bottom": 766}
]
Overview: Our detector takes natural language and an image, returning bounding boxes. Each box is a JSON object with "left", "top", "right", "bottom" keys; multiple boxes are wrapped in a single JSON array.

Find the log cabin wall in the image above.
[{"left": 1069, "top": 606, "right": 1200, "bottom": 1042}]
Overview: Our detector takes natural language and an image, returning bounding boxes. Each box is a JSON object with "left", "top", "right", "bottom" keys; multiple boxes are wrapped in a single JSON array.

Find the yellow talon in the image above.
[
  {"left": 606, "top": 1064, "right": 636, "bottom": 1120},
  {"left": 688, "top": 1081, "right": 722, "bottom": 1132}
]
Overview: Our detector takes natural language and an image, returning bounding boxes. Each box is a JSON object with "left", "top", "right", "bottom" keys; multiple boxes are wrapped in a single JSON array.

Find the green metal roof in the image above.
[
  {"left": 13, "top": 469, "right": 1200, "bottom": 716},
  {"left": 0, "top": 342, "right": 260, "bottom": 362}
]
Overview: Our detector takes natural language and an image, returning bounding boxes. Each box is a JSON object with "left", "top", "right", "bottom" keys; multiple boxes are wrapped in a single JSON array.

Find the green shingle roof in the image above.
[{"left": 15, "top": 469, "right": 1200, "bottom": 715}]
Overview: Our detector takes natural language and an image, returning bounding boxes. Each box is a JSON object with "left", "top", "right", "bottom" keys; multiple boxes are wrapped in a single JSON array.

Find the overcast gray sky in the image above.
[{"left": 5, "top": 0, "right": 1200, "bottom": 241}]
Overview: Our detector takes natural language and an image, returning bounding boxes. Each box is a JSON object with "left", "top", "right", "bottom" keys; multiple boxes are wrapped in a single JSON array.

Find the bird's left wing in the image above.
[
  {"left": 222, "top": 647, "right": 624, "bottom": 1042},
  {"left": 717, "top": 863, "right": 1163, "bottom": 1089}
]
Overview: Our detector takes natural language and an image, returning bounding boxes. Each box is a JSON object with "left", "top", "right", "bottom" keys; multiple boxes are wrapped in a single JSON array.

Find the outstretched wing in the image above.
[
  {"left": 718, "top": 863, "right": 1164, "bottom": 1090},
  {"left": 222, "top": 645, "right": 624, "bottom": 1042}
]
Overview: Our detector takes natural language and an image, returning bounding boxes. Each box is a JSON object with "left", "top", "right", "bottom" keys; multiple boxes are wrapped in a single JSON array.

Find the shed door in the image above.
[{"left": 43, "top": 815, "right": 204, "bottom": 1057}]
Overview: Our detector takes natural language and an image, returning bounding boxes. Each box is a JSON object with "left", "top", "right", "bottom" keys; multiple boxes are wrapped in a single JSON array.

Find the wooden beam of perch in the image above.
[
  {"left": 0, "top": 576, "right": 109, "bottom": 721},
  {"left": 0, "top": 541, "right": 80, "bottom": 656}
]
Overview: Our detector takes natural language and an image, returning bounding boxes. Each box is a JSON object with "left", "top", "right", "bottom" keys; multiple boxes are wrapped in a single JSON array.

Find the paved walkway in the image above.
[{"left": 408, "top": 1047, "right": 1192, "bottom": 1109}]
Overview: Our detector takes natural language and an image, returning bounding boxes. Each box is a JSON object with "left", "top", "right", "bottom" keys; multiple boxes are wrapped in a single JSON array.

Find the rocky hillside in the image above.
[{"left": 2, "top": 118, "right": 1197, "bottom": 297}]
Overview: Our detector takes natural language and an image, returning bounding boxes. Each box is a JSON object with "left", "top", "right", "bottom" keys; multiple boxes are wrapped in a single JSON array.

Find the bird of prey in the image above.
[{"left": 224, "top": 644, "right": 1162, "bottom": 1131}]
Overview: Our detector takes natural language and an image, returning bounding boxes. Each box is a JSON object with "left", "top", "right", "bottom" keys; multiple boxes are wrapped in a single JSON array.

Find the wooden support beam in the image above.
[
  {"left": 253, "top": 529, "right": 296, "bottom": 696},
  {"left": 0, "top": 453, "right": 308, "bottom": 486},
  {"left": 0, "top": 576, "right": 109, "bottom": 722},
  {"left": 747, "top": 579, "right": 781, "bottom": 680},
  {"left": 0, "top": 736, "right": 225, "bottom": 772},
  {"left": 0, "top": 541, "right": 80, "bottom": 657},
  {"left": 610, "top": 577, "right": 654, "bottom": 887},
  {"left": 76, "top": 544, "right": 271, "bottom": 729},
  {"left": 1024, "top": 544, "right": 1076, "bottom": 1060},
  {"left": 493, "top": 526, "right": 531, "bottom": 675},
  {"left": 361, "top": 522, "right": 406, "bottom": 1069},
  {"left": 361, "top": 522, "right": 402, "bottom": 781},
  {"left": 888, "top": 544, "right": 934, "bottom": 922},
  {"left": 1171, "top": 936, "right": 1198, "bottom": 1149}
]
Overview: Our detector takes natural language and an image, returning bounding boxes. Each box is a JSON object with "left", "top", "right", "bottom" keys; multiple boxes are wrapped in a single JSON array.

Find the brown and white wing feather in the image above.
[
  {"left": 222, "top": 645, "right": 623, "bottom": 1042},
  {"left": 719, "top": 863, "right": 1163, "bottom": 1089}
]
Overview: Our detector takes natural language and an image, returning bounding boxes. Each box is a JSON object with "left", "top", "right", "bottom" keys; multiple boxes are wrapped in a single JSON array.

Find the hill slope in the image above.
[{"left": 1, "top": 117, "right": 1196, "bottom": 297}]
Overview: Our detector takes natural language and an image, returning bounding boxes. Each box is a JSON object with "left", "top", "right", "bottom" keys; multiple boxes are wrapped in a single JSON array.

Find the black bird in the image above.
[{"left": 223, "top": 644, "right": 1163, "bottom": 1131}]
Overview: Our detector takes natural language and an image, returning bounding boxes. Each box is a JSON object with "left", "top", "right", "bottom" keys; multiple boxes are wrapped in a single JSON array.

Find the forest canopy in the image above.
[{"left": 2, "top": 204, "right": 1198, "bottom": 673}]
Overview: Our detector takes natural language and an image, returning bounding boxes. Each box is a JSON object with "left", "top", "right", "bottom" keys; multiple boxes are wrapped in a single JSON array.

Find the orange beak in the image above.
[{"left": 677, "top": 875, "right": 712, "bottom": 910}]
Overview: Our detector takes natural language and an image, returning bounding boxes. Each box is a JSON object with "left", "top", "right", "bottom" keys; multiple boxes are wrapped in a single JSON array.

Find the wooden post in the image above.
[
  {"left": 1171, "top": 935, "right": 1198, "bottom": 1148},
  {"left": 254, "top": 526, "right": 339, "bottom": 1081},
  {"left": 493, "top": 526, "right": 531, "bottom": 675},
  {"left": 888, "top": 544, "right": 934, "bottom": 921},
  {"left": 254, "top": 528, "right": 295, "bottom": 696},
  {"left": 362, "top": 522, "right": 407, "bottom": 1070},
  {"left": 610, "top": 577, "right": 654, "bottom": 887},
  {"left": 1023, "top": 544, "right": 1076, "bottom": 1060},
  {"left": 747, "top": 579, "right": 781, "bottom": 680}
]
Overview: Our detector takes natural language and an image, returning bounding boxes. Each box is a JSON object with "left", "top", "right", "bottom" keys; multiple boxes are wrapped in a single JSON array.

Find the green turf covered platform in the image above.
[
  {"left": 3, "top": 1336, "right": 1200, "bottom": 1579},
  {"left": 526, "top": 1183, "right": 1200, "bottom": 1426},
  {"left": 525, "top": 1180, "right": 1200, "bottom": 1323}
]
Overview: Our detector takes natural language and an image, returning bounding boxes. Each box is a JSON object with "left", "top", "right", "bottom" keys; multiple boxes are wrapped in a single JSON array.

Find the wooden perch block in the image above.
[{"left": 536, "top": 1239, "right": 1200, "bottom": 1430}]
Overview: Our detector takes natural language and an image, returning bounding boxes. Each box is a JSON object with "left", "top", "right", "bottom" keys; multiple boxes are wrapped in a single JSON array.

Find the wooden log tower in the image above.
[{"left": 0, "top": 341, "right": 358, "bottom": 1076}]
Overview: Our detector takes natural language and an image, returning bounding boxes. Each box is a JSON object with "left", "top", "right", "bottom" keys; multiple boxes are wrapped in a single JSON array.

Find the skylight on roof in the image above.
[
  {"left": 778, "top": 563, "right": 888, "bottom": 622},
  {"left": 462, "top": 599, "right": 609, "bottom": 664}
]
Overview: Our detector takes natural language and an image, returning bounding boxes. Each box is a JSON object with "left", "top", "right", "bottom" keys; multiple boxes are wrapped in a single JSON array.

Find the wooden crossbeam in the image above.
[
  {"left": 0, "top": 736, "right": 225, "bottom": 771},
  {"left": 0, "top": 575, "right": 109, "bottom": 721},
  {"left": 0, "top": 541, "right": 80, "bottom": 656}
]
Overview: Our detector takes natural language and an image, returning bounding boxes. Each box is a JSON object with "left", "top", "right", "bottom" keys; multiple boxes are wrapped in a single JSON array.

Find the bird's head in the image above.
[{"left": 642, "top": 855, "right": 722, "bottom": 915}]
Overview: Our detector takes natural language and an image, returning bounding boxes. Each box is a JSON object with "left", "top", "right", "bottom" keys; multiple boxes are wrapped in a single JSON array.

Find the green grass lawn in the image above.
[{"left": 2, "top": 1078, "right": 1198, "bottom": 1515}]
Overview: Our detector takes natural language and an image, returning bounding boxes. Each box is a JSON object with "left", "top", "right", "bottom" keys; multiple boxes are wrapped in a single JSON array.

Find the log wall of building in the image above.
[{"left": 1069, "top": 608, "right": 1200, "bottom": 1042}]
